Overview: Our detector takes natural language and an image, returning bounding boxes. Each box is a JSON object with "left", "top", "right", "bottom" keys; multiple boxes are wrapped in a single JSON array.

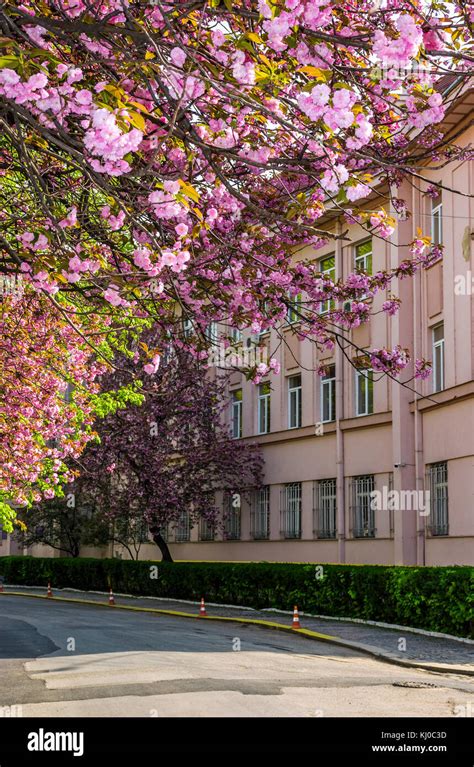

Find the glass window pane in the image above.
[{"left": 355, "top": 240, "right": 373, "bottom": 278}]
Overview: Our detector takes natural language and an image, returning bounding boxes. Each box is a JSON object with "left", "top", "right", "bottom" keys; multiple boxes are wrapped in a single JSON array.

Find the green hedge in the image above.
[{"left": 0, "top": 556, "right": 472, "bottom": 637}]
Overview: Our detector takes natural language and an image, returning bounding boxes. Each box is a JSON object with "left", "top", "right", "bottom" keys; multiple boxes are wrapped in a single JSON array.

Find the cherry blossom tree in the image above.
[
  {"left": 0, "top": 1, "right": 471, "bottom": 357},
  {"left": 62, "top": 341, "right": 264, "bottom": 562},
  {"left": 0, "top": 1, "right": 472, "bottom": 526},
  {"left": 0, "top": 290, "right": 109, "bottom": 531},
  {"left": 0, "top": 286, "right": 147, "bottom": 531}
]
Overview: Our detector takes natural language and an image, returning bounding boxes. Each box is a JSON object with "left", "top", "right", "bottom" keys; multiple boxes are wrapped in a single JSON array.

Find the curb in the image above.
[
  {"left": 2, "top": 590, "right": 473, "bottom": 678},
  {"left": 7, "top": 584, "right": 473, "bottom": 645}
]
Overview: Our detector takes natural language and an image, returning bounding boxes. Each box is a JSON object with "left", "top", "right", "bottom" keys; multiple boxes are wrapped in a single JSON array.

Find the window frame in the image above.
[
  {"left": 428, "top": 461, "right": 448, "bottom": 536},
  {"left": 280, "top": 482, "right": 302, "bottom": 539},
  {"left": 431, "top": 199, "right": 443, "bottom": 246},
  {"left": 354, "top": 240, "right": 373, "bottom": 276},
  {"left": 319, "top": 254, "right": 336, "bottom": 314},
  {"left": 231, "top": 389, "right": 243, "bottom": 439},
  {"left": 288, "top": 373, "right": 302, "bottom": 429},
  {"left": 320, "top": 365, "right": 336, "bottom": 423},
  {"left": 286, "top": 292, "right": 303, "bottom": 324},
  {"left": 224, "top": 491, "right": 241, "bottom": 540},
  {"left": 251, "top": 486, "right": 270, "bottom": 540},
  {"left": 257, "top": 381, "right": 271, "bottom": 435},
  {"left": 351, "top": 475, "right": 375, "bottom": 538},
  {"left": 182, "top": 317, "right": 193, "bottom": 338},
  {"left": 229, "top": 325, "right": 242, "bottom": 344},
  {"left": 432, "top": 323, "right": 445, "bottom": 393},
  {"left": 355, "top": 367, "right": 374, "bottom": 416},
  {"left": 174, "top": 510, "right": 190, "bottom": 542},
  {"left": 313, "top": 479, "right": 337, "bottom": 539}
]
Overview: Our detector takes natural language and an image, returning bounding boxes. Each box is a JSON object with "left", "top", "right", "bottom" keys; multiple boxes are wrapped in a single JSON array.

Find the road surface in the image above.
[{"left": 0, "top": 596, "right": 473, "bottom": 717}]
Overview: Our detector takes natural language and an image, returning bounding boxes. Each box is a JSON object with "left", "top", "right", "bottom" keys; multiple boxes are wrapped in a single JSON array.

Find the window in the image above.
[
  {"left": 287, "top": 292, "right": 303, "bottom": 324},
  {"left": 428, "top": 462, "right": 448, "bottom": 536},
  {"left": 251, "top": 486, "right": 270, "bottom": 539},
  {"left": 351, "top": 475, "right": 375, "bottom": 538},
  {"left": 258, "top": 382, "right": 271, "bottom": 434},
  {"left": 199, "top": 518, "right": 215, "bottom": 541},
  {"left": 224, "top": 492, "right": 241, "bottom": 540},
  {"left": 204, "top": 322, "right": 218, "bottom": 344},
  {"left": 320, "top": 365, "right": 336, "bottom": 423},
  {"left": 431, "top": 197, "right": 443, "bottom": 246},
  {"left": 313, "top": 479, "right": 337, "bottom": 539},
  {"left": 174, "top": 511, "right": 190, "bottom": 542},
  {"left": 319, "top": 254, "right": 335, "bottom": 314},
  {"left": 182, "top": 317, "right": 193, "bottom": 338},
  {"left": 355, "top": 240, "right": 373, "bottom": 275},
  {"left": 432, "top": 323, "right": 445, "bottom": 393},
  {"left": 280, "top": 483, "right": 302, "bottom": 538},
  {"left": 229, "top": 326, "right": 242, "bottom": 344},
  {"left": 355, "top": 367, "right": 374, "bottom": 416},
  {"left": 231, "top": 389, "right": 242, "bottom": 439},
  {"left": 288, "top": 374, "right": 302, "bottom": 429}
]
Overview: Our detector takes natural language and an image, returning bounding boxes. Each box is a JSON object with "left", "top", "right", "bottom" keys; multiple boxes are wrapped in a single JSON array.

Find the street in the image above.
[{"left": 0, "top": 597, "right": 473, "bottom": 717}]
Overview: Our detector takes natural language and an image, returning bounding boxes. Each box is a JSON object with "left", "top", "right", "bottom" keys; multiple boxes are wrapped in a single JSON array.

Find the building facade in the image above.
[{"left": 153, "top": 87, "right": 474, "bottom": 567}]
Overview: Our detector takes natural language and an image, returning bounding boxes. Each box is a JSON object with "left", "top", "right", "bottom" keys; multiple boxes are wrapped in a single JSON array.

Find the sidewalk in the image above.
[{"left": 2, "top": 585, "right": 473, "bottom": 676}]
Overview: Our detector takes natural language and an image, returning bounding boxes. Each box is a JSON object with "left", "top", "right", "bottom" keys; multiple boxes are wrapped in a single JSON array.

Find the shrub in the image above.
[{"left": 0, "top": 557, "right": 472, "bottom": 637}]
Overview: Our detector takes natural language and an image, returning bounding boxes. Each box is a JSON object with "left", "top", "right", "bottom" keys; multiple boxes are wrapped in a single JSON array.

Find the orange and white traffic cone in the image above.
[
  {"left": 199, "top": 597, "right": 207, "bottom": 617},
  {"left": 292, "top": 605, "right": 301, "bottom": 629},
  {"left": 47, "top": 582, "right": 53, "bottom": 598},
  {"left": 109, "top": 588, "right": 115, "bottom": 606}
]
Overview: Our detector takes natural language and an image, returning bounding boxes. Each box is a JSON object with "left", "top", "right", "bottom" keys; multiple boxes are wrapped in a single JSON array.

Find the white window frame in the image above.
[
  {"left": 205, "top": 321, "right": 219, "bottom": 344},
  {"left": 319, "top": 254, "right": 335, "bottom": 314},
  {"left": 286, "top": 292, "right": 303, "bottom": 324},
  {"left": 354, "top": 240, "right": 373, "bottom": 275},
  {"left": 355, "top": 368, "right": 374, "bottom": 417},
  {"left": 432, "top": 323, "right": 445, "bottom": 393},
  {"left": 257, "top": 382, "right": 271, "bottom": 434},
  {"left": 431, "top": 200, "right": 443, "bottom": 246},
  {"left": 183, "top": 317, "right": 193, "bottom": 338},
  {"left": 320, "top": 365, "right": 336, "bottom": 423},
  {"left": 288, "top": 374, "right": 302, "bottom": 429},
  {"left": 231, "top": 389, "right": 242, "bottom": 439},
  {"left": 229, "top": 326, "right": 242, "bottom": 344}
]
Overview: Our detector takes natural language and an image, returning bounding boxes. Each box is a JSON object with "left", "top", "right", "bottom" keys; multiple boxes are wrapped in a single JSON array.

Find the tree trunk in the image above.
[{"left": 149, "top": 527, "right": 173, "bottom": 562}]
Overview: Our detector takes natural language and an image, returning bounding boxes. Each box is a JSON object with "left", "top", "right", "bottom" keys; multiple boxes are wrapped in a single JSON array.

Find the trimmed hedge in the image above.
[{"left": 0, "top": 556, "right": 472, "bottom": 637}]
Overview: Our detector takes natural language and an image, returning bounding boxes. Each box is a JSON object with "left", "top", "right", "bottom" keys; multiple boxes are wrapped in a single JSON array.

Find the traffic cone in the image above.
[
  {"left": 47, "top": 582, "right": 53, "bottom": 598},
  {"left": 199, "top": 597, "right": 207, "bottom": 617},
  {"left": 292, "top": 605, "right": 301, "bottom": 629},
  {"left": 109, "top": 588, "right": 115, "bottom": 606}
]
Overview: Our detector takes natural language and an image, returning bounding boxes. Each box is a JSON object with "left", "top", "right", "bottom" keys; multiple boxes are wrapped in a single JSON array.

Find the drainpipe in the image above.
[
  {"left": 335, "top": 218, "right": 346, "bottom": 563},
  {"left": 412, "top": 182, "right": 426, "bottom": 565}
]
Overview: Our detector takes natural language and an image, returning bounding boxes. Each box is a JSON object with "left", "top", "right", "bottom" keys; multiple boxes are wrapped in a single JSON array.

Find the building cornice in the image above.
[{"left": 410, "top": 380, "right": 474, "bottom": 413}]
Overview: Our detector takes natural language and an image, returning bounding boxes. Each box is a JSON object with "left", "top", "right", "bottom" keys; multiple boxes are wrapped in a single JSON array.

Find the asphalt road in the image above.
[{"left": 0, "top": 596, "right": 473, "bottom": 717}]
